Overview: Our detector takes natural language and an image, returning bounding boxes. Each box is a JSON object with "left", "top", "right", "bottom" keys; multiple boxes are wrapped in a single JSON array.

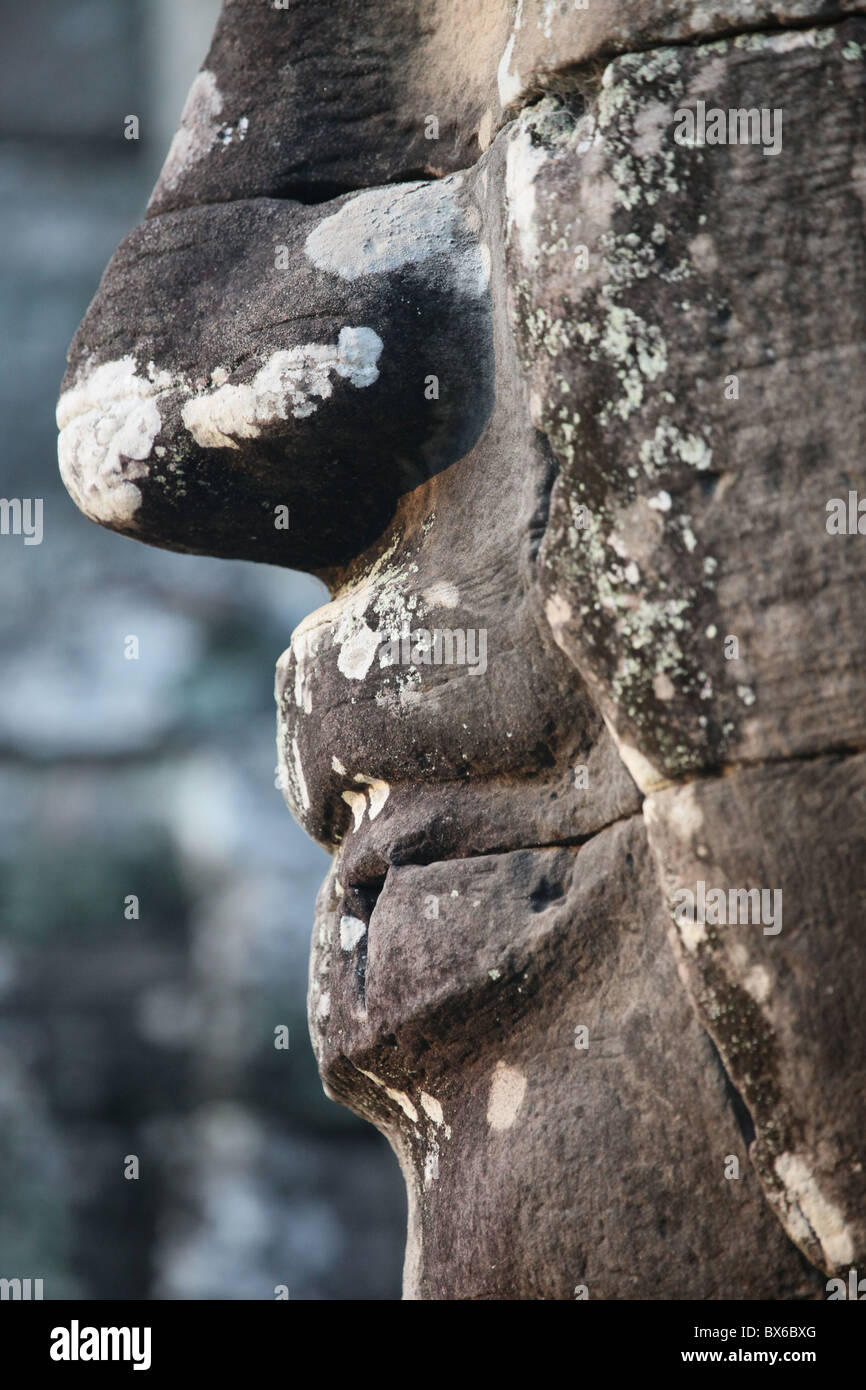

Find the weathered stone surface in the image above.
[
  {"left": 502, "top": 16, "right": 866, "bottom": 1283},
  {"left": 310, "top": 818, "right": 820, "bottom": 1298},
  {"left": 147, "top": 0, "right": 864, "bottom": 215},
  {"left": 58, "top": 0, "right": 866, "bottom": 1299},
  {"left": 57, "top": 185, "right": 494, "bottom": 569},
  {"left": 513, "top": 21, "right": 866, "bottom": 782},
  {"left": 645, "top": 754, "right": 866, "bottom": 1275}
]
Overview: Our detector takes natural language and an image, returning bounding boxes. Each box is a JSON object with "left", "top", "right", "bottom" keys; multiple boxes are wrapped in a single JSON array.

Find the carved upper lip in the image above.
[{"left": 273, "top": 507, "right": 643, "bottom": 882}]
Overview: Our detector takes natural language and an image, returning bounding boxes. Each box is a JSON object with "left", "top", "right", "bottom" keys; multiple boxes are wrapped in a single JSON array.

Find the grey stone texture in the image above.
[{"left": 58, "top": 0, "right": 866, "bottom": 1298}]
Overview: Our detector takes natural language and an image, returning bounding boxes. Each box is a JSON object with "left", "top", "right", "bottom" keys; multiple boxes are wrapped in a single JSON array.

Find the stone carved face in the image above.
[{"left": 58, "top": 0, "right": 866, "bottom": 1298}]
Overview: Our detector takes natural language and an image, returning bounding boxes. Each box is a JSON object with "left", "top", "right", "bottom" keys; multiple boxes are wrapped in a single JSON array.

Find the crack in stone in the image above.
[{"left": 378, "top": 806, "right": 645, "bottom": 873}]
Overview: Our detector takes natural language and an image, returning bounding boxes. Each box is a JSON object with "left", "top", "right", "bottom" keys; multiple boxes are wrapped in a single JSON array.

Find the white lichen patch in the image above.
[
  {"left": 688, "top": 231, "right": 719, "bottom": 274},
  {"left": 666, "top": 782, "right": 705, "bottom": 838},
  {"left": 290, "top": 622, "right": 323, "bottom": 714},
  {"left": 653, "top": 672, "right": 675, "bottom": 700},
  {"left": 606, "top": 722, "right": 669, "bottom": 793},
  {"left": 677, "top": 915, "right": 708, "bottom": 953},
  {"left": 276, "top": 690, "right": 313, "bottom": 824},
  {"left": 774, "top": 1152, "right": 854, "bottom": 1268},
  {"left": 341, "top": 789, "right": 366, "bottom": 831},
  {"left": 423, "top": 1143, "right": 439, "bottom": 1187},
  {"left": 598, "top": 51, "right": 685, "bottom": 213},
  {"left": 61, "top": 327, "right": 383, "bottom": 530},
  {"left": 505, "top": 124, "right": 549, "bottom": 264},
  {"left": 57, "top": 356, "right": 167, "bottom": 525},
  {"left": 486, "top": 1060, "right": 527, "bottom": 1131},
  {"left": 648, "top": 490, "right": 672, "bottom": 512},
  {"left": 553, "top": 502, "right": 694, "bottom": 757},
  {"left": 289, "top": 736, "right": 310, "bottom": 813},
  {"left": 353, "top": 774, "right": 390, "bottom": 820},
  {"left": 478, "top": 108, "right": 494, "bottom": 151},
  {"left": 357, "top": 1069, "right": 419, "bottom": 1124},
  {"left": 585, "top": 507, "right": 692, "bottom": 703},
  {"left": 742, "top": 964, "right": 771, "bottom": 1004},
  {"left": 762, "top": 27, "right": 838, "bottom": 54},
  {"left": 339, "top": 914, "right": 367, "bottom": 951},
  {"left": 419, "top": 1090, "right": 449, "bottom": 1188},
  {"left": 307, "top": 863, "right": 342, "bottom": 1053},
  {"left": 334, "top": 774, "right": 391, "bottom": 833},
  {"left": 598, "top": 304, "right": 668, "bottom": 424},
  {"left": 632, "top": 99, "right": 674, "bottom": 158},
  {"left": 331, "top": 542, "right": 424, "bottom": 689},
  {"left": 505, "top": 100, "right": 588, "bottom": 274},
  {"left": 639, "top": 417, "right": 713, "bottom": 475},
  {"left": 544, "top": 593, "right": 573, "bottom": 633},
  {"left": 497, "top": 0, "right": 524, "bottom": 108},
  {"left": 216, "top": 114, "right": 249, "bottom": 146},
  {"left": 336, "top": 620, "right": 380, "bottom": 681},
  {"left": 156, "top": 70, "right": 224, "bottom": 194},
  {"left": 281, "top": 540, "right": 418, "bottom": 802},
  {"left": 304, "top": 179, "right": 489, "bottom": 298},
  {"left": 422, "top": 580, "right": 460, "bottom": 609},
  {"left": 420, "top": 1092, "right": 444, "bottom": 1127},
  {"left": 181, "top": 328, "right": 383, "bottom": 447},
  {"left": 279, "top": 536, "right": 431, "bottom": 796}
]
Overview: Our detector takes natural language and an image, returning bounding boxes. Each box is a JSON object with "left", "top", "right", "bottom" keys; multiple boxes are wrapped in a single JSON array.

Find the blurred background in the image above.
[{"left": 0, "top": 0, "right": 405, "bottom": 1299}]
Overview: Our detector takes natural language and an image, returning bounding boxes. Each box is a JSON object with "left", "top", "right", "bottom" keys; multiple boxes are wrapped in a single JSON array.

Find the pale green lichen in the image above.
[
  {"left": 507, "top": 52, "right": 747, "bottom": 776},
  {"left": 735, "top": 24, "right": 836, "bottom": 52},
  {"left": 639, "top": 417, "right": 714, "bottom": 476}
]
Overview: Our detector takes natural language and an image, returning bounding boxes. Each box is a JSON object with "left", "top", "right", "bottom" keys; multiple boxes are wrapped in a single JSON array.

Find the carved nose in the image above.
[
  {"left": 57, "top": 176, "right": 494, "bottom": 571},
  {"left": 56, "top": 0, "right": 501, "bottom": 573}
]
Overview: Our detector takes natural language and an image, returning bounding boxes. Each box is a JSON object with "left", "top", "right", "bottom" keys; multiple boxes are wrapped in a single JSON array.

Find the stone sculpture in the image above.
[{"left": 58, "top": 0, "right": 866, "bottom": 1299}]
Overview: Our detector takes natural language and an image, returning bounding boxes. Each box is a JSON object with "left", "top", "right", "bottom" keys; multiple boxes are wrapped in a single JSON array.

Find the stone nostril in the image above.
[
  {"left": 344, "top": 880, "right": 386, "bottom": 923},
  {"left": 529, "top": 875, "right": 565, "bottom": 913},
  {"left": 340, "top": 877, "right": 387, "bottom": 1009},
  {"left": 698, "top": 471, "right": 721, "bottom": 499},
  {"left": 355, "top": 940, "right": 368, "bottom": 1006}
]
